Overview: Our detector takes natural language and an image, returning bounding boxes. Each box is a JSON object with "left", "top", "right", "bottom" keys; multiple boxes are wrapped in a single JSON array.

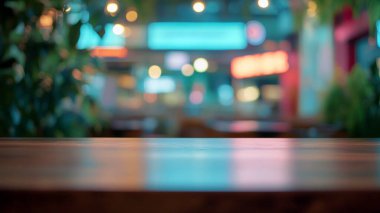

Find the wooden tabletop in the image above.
[{"left": 1, "top": 138, "right": 380, "bottom": 212}]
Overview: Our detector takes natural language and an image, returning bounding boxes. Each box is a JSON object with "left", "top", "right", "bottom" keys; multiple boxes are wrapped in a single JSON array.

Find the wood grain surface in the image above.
[{"left": 1, "top": 138, "right": 380, "bottom": 212}]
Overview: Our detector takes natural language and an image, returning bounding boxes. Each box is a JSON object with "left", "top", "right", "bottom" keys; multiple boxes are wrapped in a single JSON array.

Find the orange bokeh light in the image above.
[
  {"left": 90, "top": 47, "right": 128, "bottom": 58},
  {"left": 231, "top": 51, "right": 289, "bottom": 79}
]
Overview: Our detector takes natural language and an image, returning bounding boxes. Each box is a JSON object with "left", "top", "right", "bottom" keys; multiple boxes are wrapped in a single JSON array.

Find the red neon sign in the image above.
[
  {"left": 231, "top": 51, "right": 289, "bottom": 79},
  {"left": 90, "top": 47, "right": 128, "bottom": 58}
]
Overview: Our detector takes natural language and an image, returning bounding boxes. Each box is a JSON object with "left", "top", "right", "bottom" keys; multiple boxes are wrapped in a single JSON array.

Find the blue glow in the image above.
[
  {"left": 144, "top": 77, "right": 176, "bottom": 94},
  {"left": 148, "top": 22, "right": 247, "bottom": 50},
  {"left": 218, "top": 84, "right": 234, "bottom": 106},
  {"left": 377, "top": 20, "right": 380, "bottom": 48},
  {"left": 77, "top": 24, "right": 125, "bottom": 49},
  {"left": 146, "top": 139, "right": 231, "bottom": 191},
  {"left": 101, "top": 24, "right": 126, "bottom": 47},
  {"left": 66, "top": 3, "right": 84, "bottom": 25},
  {"left": 77, "top": 24, "right": 101, "bottom": 49}
]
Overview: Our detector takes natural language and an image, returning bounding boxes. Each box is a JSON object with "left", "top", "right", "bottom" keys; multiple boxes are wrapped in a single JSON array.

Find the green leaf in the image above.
[
  {"left": 5, "top": 1, "right": 26, "bottom": 12},
  {"left": 3, "top": 45, "right": 25, "bottom": 65},
  {"left": 68, "top": 22, "right": 82, "bottom": 48}
]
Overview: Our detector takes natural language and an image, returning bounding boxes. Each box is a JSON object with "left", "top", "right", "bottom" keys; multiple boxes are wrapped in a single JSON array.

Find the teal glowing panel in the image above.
[
  {"left": 148, "top": 22, "right": 247, "bottom": 50},
  {"left": 77, "top": 24, "right": 125, "bottom": 49},
  {"left": 377, "top": 20, "right": 380, "bottom": 48}
]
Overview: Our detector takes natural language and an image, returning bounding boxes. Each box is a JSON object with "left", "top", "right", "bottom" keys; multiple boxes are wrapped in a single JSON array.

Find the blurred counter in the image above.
[{"left": 1, "top": 138, "right": 380, "bottom": 212}]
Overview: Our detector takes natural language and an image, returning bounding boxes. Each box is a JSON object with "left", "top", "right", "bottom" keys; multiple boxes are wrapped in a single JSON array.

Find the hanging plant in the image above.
[{"left": 0, "top": 0, "right": 106, "bottom": 137}]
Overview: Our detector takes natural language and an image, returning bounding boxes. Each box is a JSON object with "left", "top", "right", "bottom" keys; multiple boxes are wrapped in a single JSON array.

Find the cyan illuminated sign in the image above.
[
  {"left": 377, "top": 20, "right": 380, "bottom": 48},
  {"left": 148, "top": 22, "right": 247, "bottom": 50},
  {"left": 144, "top": 77, "right": 176, "bottom": 94},
  {"left": 77, "top": 24, "right": 125, "bottom": 49}
]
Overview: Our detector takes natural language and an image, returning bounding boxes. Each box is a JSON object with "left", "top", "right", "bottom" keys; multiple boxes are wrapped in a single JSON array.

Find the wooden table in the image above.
[{"left": 1, "top": 138, "right": 380, "bottom": 212}]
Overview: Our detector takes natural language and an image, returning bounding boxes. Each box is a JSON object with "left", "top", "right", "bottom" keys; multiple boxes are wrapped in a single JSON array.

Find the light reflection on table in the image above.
[{"left": 0, "top": 138, "right": 380, "bottom": 191}]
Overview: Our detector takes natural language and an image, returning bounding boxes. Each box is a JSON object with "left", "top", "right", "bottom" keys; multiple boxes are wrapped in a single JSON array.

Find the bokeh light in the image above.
[
  {"left": 257, "top": 0, "right": 269, "bottom": 9},
  {"left": 39, "top": 9, "right": 56, "bottom": 29},
  {"left": 90, "top": 47, "right": 128, "bottom": 58},
  {"left": 237, "top": 86, "right": 260, "bottom": 102},
  {"left": 126, "top": 10, "right": 138, "bottom": 22},
  {"left": 112, "top": 24, "right": 125, "bottom": 35},
  {"left": 307, "top": 1, "right": 318, "bottom": 17},
  {"left": 190, "top": 90, "right": 204, "bottom": 104},
  {"left": 39, "top": 15, "right": 54, "bottom": 28},
  {"left": 148, "top": 65, "right": 162, "bottom": 79},
  {"left": 231, "top": 51, "right": 289, "bottom": 79},
  {"left": 64, "top": 5, "right": 72, "bottom": 13},
  {"left": 218, "top": 84, "right": 234, "bottom": 106},
  {"left": 247, "top": 21, "right": 266, "bottom": 46},
  {"left": 72, "top": 69, "right": 82, "bottom": 81},
  {"left": 193, "top": 1, "right": 206, "bottom": 13},
  {"left": 144, "top": 77, "right": 175, "bottom": 93},
  {"left": 106, "top": 2, "right": 119, "bottom": 14},
  {"left": 181, "top": 64, "right": 195, "bottom": 76},
  {"left": 193, "top": 58, "right": 209, "bottom": 72}
]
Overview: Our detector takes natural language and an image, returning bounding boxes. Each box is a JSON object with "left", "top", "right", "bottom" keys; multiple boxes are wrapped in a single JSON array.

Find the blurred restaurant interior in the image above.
[{"left": 1, "top": 0, "right": 380, "bottom": 138}]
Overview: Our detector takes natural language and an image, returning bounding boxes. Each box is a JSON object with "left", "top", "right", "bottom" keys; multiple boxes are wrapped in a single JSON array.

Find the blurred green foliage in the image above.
[
  {"left": 0, "top": 0, "right": 107, "bottom": 137},
  {"left": 0, "top": 0, "right": 185, "bottom": 137},
  {"left": 324, "top": 65, "right": 380, "bottom": 137}
]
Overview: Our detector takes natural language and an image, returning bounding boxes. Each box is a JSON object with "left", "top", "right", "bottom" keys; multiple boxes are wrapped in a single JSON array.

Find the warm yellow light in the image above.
[
  {"left": 231, "top": 51, "right": 289, "bottom": 79},
  {"left": 193, "top": 58, "right": 208, "bottom": 72},
  {"left": 181, "top": 64, "right": 194, "bottom": 76},
  {"left": 39, "top": 15, "right": 53, "bottom": 28},
  {"left": 257, "top": 0, "right": 269, "bottom": 9},
  {"left": 148, "top": 65, "right": 162, "bottom": 79},
  {"left": 126, "top": 10, "right": 138, "bottom": 22},
  {"left": 106, "top": 2, "right": 119, "bottom": 14},
  {"left": 64, "top": 6, "right": 72, "bottom": 13},
  {"left": 193, "top": 1, "right": 205, "bottom": 13},
  {"left": 237, "top": 86, "right": 260, "bottom": 102},
  {"left": 307, "top": 1, "right": 317, "bottom": 17},
  {"left": 112, "top": 24, "right": 125, "bottom": 35}
]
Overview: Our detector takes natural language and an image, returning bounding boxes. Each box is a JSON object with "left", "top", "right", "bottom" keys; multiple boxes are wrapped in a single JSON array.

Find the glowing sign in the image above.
[
  {"left": 77, "top": 23, "right": 125, "bottom": 49},
  {"left": 77, "top": 24, "right": 101, "bottom": 49},
  {"left": 377, "top": 20, "right": 380, "bottom": 48},
  {"left": 90, "top": 47, "right": 128, "bottom": 58},
  {"left": 231, "top": 51, "right": 289, "bottom": 79},
  {"left": 144, "top": 77, "right": 176, "bottom": 94},
  {"left": 247, "top": 21, "right": 266, "bottom": 46},
  {"left": 148, "top": 22, "right": 247, "bottom": 50}
]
